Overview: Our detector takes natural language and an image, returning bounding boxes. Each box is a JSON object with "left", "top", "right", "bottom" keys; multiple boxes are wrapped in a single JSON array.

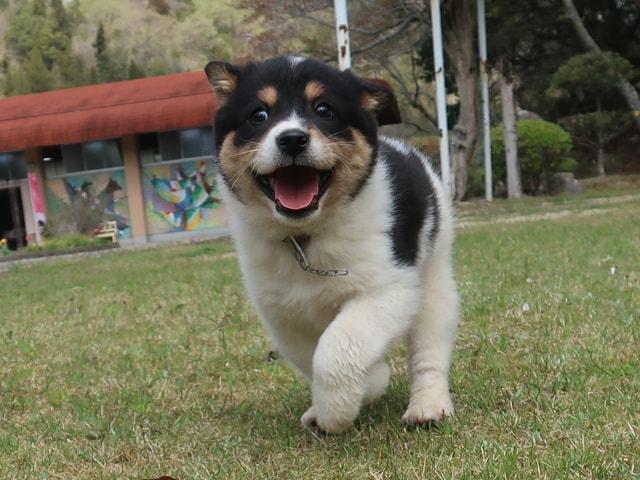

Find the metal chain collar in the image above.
[{"left": 286, "top": 236, "right": 349, "bottom": 277}]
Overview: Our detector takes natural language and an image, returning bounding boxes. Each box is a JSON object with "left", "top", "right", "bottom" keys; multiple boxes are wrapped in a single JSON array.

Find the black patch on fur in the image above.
[
  {"left": 426, "top": 199, "right": 439, "bottom": 246},
  {"left": 380, "top": 140, "right": 439, "bottom": 266}
]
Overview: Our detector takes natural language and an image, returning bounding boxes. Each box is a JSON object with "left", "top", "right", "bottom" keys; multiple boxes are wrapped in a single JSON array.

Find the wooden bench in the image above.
[{"left": 96, "top": 221, "right": 119, "bottom": 243}]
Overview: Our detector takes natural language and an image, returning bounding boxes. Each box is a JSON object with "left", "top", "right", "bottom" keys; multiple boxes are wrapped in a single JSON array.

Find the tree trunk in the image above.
[
  {"left": 500, "top": 74, "right": 522, "bottom": 198},
  {"left": 444, "top": 0, "right": 477, "bottom": 201},
  {"left": 596, "top": 145, "right": 606, "bottom": 176},
  {"left": 448, "top": 61, "right": 477, "bottom": 201},
  {"left": 595, "top": 97, "right": 606, "bottom": 176},
  {"left": 562, "top": 0, "right": 640, "bottom": 131}
]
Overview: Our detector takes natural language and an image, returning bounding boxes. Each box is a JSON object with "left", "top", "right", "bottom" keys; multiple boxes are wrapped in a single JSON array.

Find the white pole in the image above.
[
  {"left": 477, "top": 0, "right": 493, "bottom": 201},
  {"left": 430, "top": 0, "right": 451, "bottom": 198},
  {"left": 334, "top": 0, "right": 352, "bottom": 70}
]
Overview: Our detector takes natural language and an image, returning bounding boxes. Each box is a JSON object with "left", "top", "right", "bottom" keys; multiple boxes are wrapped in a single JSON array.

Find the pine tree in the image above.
[
  {"left": 88, "top": 66, "right": 99, "bottom": 85},
  {"left": 2, "top": 67, "right": 25, "bottom": 96},
  {"left": 128, "top": 60, "right": 145, "bottom": 80},
  {"left": 5, "top": 0, "right": 48, "bottom": 61},
  {"left": 48, "top": 0, "right": 75, "bottom": 58},
  {"left": 4, "top": 0, "right": 85, "bottom": 93},
  {"left": 32, "top": 0, "right": 46, "bottom": 15},
  {"left": 1, "top": 56, "right": 13, "bottom": 95},
  {"left": 52, "top": 50, "right": 86, "bottom": 88},
  {"left": 93, "top": 22, "right": 114, "bottom": 82},
  {"left": 93, "top": 22, "right": 107, "bottom": 58},
  {"left": 550, "top": 51, "right": 636, "bottom": 176},
  {"left": 24, "top": 47, "right": 54, "bottom": 93}
]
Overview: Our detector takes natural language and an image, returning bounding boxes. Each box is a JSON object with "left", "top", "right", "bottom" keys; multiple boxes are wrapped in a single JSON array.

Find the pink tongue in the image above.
[{"left": 273, "top": 167, "right": 320, "bottom": 210}]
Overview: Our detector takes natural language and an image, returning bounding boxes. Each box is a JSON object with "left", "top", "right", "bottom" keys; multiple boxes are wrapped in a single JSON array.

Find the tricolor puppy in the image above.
[{"left": 205, "top": 56, "right": 458, "bottom": 434}]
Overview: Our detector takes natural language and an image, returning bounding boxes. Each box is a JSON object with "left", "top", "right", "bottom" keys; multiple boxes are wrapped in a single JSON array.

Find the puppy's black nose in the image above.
[{"left": 276, "top": 129, "right": 309, "bottom": 157}]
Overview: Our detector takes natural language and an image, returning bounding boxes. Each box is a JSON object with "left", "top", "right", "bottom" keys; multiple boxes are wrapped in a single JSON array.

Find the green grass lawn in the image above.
[{"left": 1, "top": 190, "right": 639, "bottom": 479}]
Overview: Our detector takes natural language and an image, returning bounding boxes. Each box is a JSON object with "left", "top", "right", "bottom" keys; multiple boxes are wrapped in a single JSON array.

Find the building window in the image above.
[
  {"left": 140, "top": 128, "right": 214, "bottom": 165},
  {"left": 156, "top": 127, "right": 214, "bottom": 162},
  {"left": 0, "top": 151, "right": 27, "bottom": 182},
  {"left": 180, "top": 128, "right": 204, "bottom": 159},
  {"left": 139, "top": 133, "right": 161, "bottom": 164},
  {"left": 61, "top": 144, "right": 84, "bottom": 173},
  {"left": 159, "top": 130, "right": 181, "bottom": 161},
  {"left": 44, "top": 139, "right": 123, "bottom": 177}
]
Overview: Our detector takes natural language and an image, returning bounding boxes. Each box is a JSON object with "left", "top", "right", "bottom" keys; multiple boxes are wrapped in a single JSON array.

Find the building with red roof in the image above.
[{"left": 0, "top": 71, "right": 225, "bottom": 247}]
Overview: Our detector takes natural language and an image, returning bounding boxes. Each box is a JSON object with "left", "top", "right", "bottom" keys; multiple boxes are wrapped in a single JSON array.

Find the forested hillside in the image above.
[{"left": 0, "top": 0, "right": 266, "bottom": 94}]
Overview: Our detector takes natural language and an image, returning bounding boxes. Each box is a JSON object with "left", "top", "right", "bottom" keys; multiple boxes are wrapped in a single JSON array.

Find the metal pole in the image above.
[
  {"left": 334, "top": 0, "right": 352, "bottom": 70},
  {"left": 477, "top": 0, "right": 493, "bottom": 201},
  {"left": 430, "top": 0, "right": 451, "bottom": 198}
]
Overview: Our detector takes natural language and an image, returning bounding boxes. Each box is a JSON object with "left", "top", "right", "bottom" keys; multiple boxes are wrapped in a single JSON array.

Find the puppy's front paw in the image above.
[
  {"left": 402, "top": 392, "right": 454, "bottom": 427},
  {"left": 301, "top": 406, "right": 318, "bottom": 430},
  {"left": 300, "top": 405, "right": 354, "bottom": 434}
]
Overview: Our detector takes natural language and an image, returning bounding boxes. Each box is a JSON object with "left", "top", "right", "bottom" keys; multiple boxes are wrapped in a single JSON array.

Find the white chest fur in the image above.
[{"left": 221, "top": 162, "right": 418, "bottom": 337}]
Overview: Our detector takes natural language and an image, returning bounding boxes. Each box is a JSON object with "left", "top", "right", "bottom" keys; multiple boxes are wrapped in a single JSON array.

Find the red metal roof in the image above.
[{"left": 0, "top": 71, "right": 218, "bottom": 152}]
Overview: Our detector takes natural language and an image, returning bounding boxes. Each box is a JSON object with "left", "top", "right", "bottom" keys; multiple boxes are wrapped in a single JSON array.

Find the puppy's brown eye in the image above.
[
  {"left": 250, "top": 108, "right": 269, "bottom": 123},
  {"left": 315, "top": 103, "right": 333, "bottom": 118}
]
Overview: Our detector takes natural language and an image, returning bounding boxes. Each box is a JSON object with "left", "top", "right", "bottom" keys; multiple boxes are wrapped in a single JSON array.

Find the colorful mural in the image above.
[
  {"left": 143, "top": 160, "right": 227, "bottom": 235},
  {"left": 46, "top": 170, "right": 131, "bottom": 238}
]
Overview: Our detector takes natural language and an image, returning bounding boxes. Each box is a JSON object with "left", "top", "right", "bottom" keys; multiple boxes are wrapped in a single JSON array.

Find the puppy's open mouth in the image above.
[{"left": 255, "top": 166, "right": 332, "bottom": 217}]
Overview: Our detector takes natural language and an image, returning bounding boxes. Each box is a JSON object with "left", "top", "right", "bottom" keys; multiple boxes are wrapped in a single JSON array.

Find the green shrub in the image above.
[
  {"left": 466, "top": 162, "right": 489, "bottom": 199},
  {"left": 22, "top": 234, "right": 108, "bottom": 254},
  {"left": 43, "top": 196, "right": 107, "bottom": 237},
  {"left": 491, "top": 119, "right": 576, "bottom": 194}
]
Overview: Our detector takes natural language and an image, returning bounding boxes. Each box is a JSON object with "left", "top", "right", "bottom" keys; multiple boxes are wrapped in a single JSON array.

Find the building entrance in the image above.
[{"left": 0, "top": 186, "right": 26, "bottom": 250}]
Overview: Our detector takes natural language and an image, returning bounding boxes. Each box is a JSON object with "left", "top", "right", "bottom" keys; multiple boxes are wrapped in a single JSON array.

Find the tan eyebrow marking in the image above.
[
  {"left": 257, "top": 86, "right": 278, "bottom": 107},
  {"left": 304, "top": 81, "right": 326, "bottom": 102}
]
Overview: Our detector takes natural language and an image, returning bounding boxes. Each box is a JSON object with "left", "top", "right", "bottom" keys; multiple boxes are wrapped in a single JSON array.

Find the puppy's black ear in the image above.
[
  {"left": 205, "top": 61, "right": 240, "bottom": 105},
  {"left": 360, "top": 78, "right": 402, "bottom": 126}
]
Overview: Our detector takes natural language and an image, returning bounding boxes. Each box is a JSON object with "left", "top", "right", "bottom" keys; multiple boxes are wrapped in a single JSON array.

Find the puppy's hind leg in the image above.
[{"left": 402, "top": 250, "right": 459, "bottom": 426}]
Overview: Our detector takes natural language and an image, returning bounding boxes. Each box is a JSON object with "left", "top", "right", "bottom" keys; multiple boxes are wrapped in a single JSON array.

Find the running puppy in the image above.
[{"left": 205, "top": 56, "right": 459, "bottom": 433}]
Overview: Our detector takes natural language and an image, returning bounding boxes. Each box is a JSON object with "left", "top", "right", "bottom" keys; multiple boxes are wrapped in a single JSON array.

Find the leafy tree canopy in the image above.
[
  {"left": 486, "top": 0, "right": 640, "bottom": 120},
  {"left": 549, "top": 51, "right": 635, "bottom": 106}
]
